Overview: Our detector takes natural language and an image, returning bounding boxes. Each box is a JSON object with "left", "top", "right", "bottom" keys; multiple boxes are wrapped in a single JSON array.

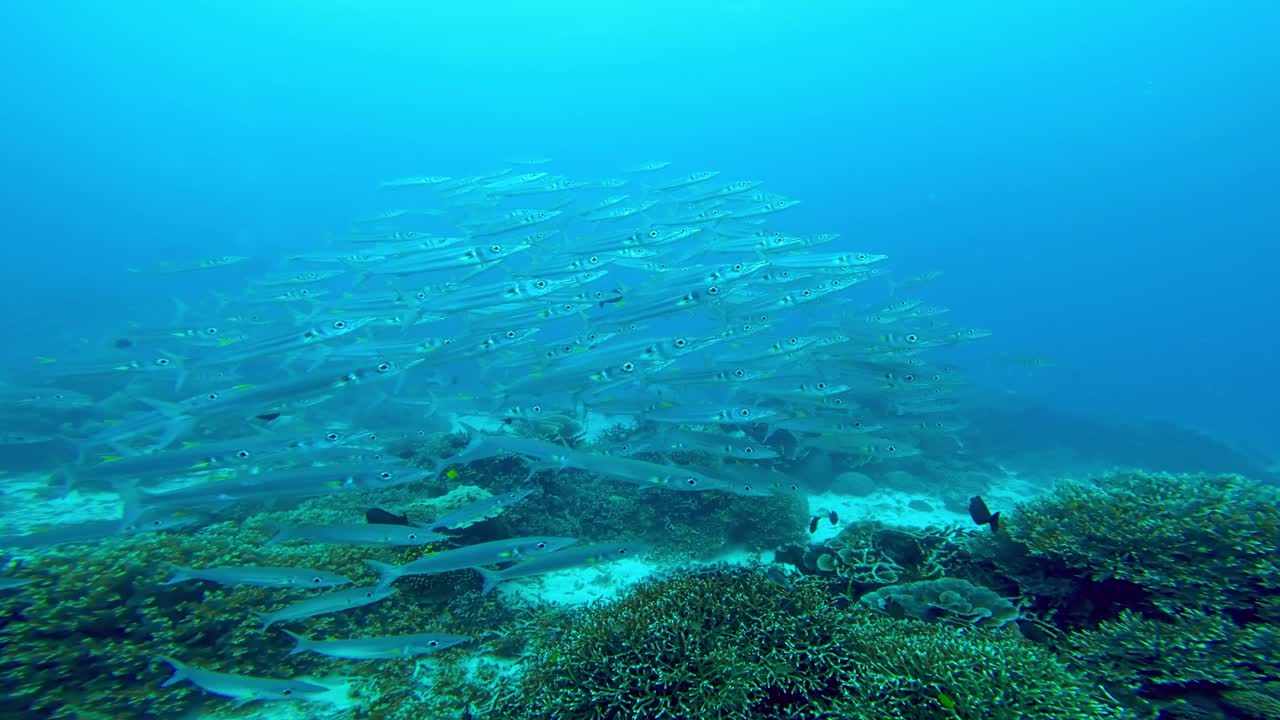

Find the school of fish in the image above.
[{"left": 0, "top": 159, "right": 990, "bottom": 705}]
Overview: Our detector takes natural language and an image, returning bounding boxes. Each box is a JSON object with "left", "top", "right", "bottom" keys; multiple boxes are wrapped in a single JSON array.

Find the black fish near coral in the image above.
[
  {"left": 366, "top": 507, "right": 411, "bottom": 526},
  {"left": 968, "top": 495, "right": 1000, "bottom": 532}
]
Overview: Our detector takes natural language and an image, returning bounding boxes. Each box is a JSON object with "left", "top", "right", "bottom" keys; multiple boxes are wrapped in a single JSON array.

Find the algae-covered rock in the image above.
[{"left": 861, "top": 577, "right": 1020, "bottom": 628}]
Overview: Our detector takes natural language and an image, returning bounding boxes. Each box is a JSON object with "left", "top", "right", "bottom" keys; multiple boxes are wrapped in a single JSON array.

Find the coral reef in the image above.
[
  {"left": 0, "top": 481, "right": 503, "bottom": 719},
  {"left": 987, "top": 470, "right": 1280, "bottom": 618},
  {"left": 966, "top": 470, "right": 1280, "bottom": 718},
  {"left": 495, "top": 567, "right": 1126, "bottom": 720}
]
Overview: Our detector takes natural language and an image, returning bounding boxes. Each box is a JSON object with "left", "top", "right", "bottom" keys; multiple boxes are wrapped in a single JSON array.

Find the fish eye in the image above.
[
  {"left": 674, "top": 338, "right": 687, "bottom": 348},
  {"left": 236, "top": 450, "right": 250, "bottom": 458},
  {"left": 906, "top": 334, "right": 918, "bottom": 343},
  {"left": 333, "top": 320, "right": 347, "bottom": 329},
  {"left": 311, "top": 577, "right": 322, "bottom": 584},
  {"left": 54, "top": 393, "right": 65, "bottom": 399},
  {"left": 707, "top": 286, "right": 720, "bottom": 295},
  {"left": 588, "top": 255, "right": 600, "bottom": 264},
  {"left": 801, "top": 289, "right": 812, "bottom": 297},
  {"left": 738, "top": 408, "right": 751, "bottom": 417},
  {"left": 789, "top": 484, "right": 799, "bottom": 491},
  {"left": 505, "top": 330, "right": 517, "bottom": 339},
  {"left": 831, "top": 279, "right": 842, "bottom": 286},
  {"left": 621, "top": 362, "right": 635, "bottom": 372},
  {"left": 490, "top": 244, "right": 503, "bottom": 253},
  {"left": 904, "top": 374, "right": 915, "bottom": 382},
  {"left": 416, "top": 292, "right": 426, "bottom": 299},
  {"left": 205, "top": 327, "right": 218, "bottom": 335},
  {"left": 535, "top": 280, "right": 547, "bottom": 289},
  {"left": 648, "top": 230, "right": 659, "bottom": 238},
  {"left": 816, "top": 382, "right": 827, "bottom": 390},
  {"left": 733, "top": 369, "right": 745, "bottom": 377},
  {"left": 408, "top": 533, "right": 418, "bottom": 540},
  {"left": 222, "top": 256, "right": 232, "bottom": 262},
  {"left": 932, "top": 374, "right": 942, "bottom": 381},
  {"left": 154, "top": 357, "right": 171, "bottom": 366},
  {"left": 377, "top": 363, "right": 391, "bottom": 372},
  {"left": 417, "top": 430, "right": 426, "bottom": 437},
  {"left": 300, "top": 289, "right": 310, "bottom": 295},
  {"left": 536, "top": 542, "right": 547, "bottom": 549},
  {"left": 743, "top": 446, "right": 754, "bottom": 455},
  {"left": 887, "top": 445, "right": 897, "bottom": 453},
  {"left": 531, "top": 405, "right": 543, "bottom": 413},
  {"left": 428, "top": 640, "right": 439, "bottom": 647},
  {"left": 406, "top": 231, "right": 416, "bottom": 238},
  {"left": 283, "top": 689, "right": 293, "bottom": 696},
  {"left": 380, "top": 471, "right": 393, "bottom": 480},
  {"left": 733, "top": 263, "right": 743, "bottom": 271},
  {"left": 620, "top": 443, "right": 631, "bottom": 452},
  {"left": 618, "top": 547, "right": 629, "bottom": 554},
  {"left": 326, "top": 432, "right": 340, "bottom": 441},
  {"left": 743, "top": 484, "right": 753, "bottom": 492},
  {"left": 853, "top": 421, "right": 863, "bottom": 428}
]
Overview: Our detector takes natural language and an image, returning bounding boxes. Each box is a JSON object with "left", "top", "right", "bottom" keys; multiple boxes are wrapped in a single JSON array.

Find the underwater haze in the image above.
[
  {"left": 3, "top": 2, "right": 1278, "bottom": 449},
  {"left": 2, "top": 2, "right": 1279, "bottom": 719}
]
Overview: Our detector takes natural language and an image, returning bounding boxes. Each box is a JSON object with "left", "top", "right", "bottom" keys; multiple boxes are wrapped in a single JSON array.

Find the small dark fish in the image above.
[
  {"left": 366, "top": 508, "right": 410, "bottom": 526},
  {"left": 809, "top": 511, "right": 839, "bottom": 534},
  {"left": 968, "top": 495, "right": 1000, "bottom": 532},
  {"left": 256, "top": 412, "right": 282, "bottom": 422},
  {"left": 113, "top": 338, "right": 134, "bottom": 349}
]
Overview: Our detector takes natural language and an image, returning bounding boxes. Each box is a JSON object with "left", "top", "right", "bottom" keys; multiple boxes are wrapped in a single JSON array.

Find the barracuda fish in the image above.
[
  {"left": 380, "top": 175, "right": 452, "bottom": 188},
  {"left": 131, "top": 255, "right": 251, "bottom": 274},
  {"left": 365, "top": 536, "right": 577, "bottom": 587},
  {"left": 253, "top": 585, "right": 397, "bottom": 631},
  {"left": 268, "top": 523, "right": 445, "bottom": 546},
  {"left": 0, "top": 577, "right": 32, "bottom": 591},
  {"left": 426, "top": 488, "right": 534, "bottom": 531},
  {"left": 623, "top": 160, "right": 672, "bottom": 173},
  {"left": 283, "top": 630, "right": 470, "bottom": 659},
  {"left": 250, "top": 269, "right": 347, "bottom": 287},
  {"left": 163, "top": 565, "right": 352, "bottom": 588},
  {"left": 158, "top": 657, "right": 331, "bottom": 706},
  {"left": 651, "top": 170, "right": 720, "bottom": 191},
  {"left": 476, "top": 541, "right": 652, "bottom": 594}
]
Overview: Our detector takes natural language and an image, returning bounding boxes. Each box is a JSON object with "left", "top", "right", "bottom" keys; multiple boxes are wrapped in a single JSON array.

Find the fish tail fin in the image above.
[
  {"left": 252, "top": 612, "right": 273, "bottom": 633},
  {"left": 365, "top": 560, "right": 400, "bottom": 589},
  {"left": 280, "top": 629, "right": 309, "bottom": 655},
  {"left": 476, "top": 568, "right": 502, "bottom": 596},
  {"left": 161, "top": 564, "right": 192, "bottom": 585},
  {"left": 156, "top": 655, "right": 189, "bottom": 687},
  {"left": 988, "top": 511, "right": 1001, "bottom": 533},
  {"left": 264, "top": 526, "right": 289, "bottom": 546}
]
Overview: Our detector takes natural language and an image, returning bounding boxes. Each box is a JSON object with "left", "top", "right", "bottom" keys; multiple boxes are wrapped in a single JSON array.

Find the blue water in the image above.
[{"left": 2, "top": 0, "right": 1276, "bottom": 453}]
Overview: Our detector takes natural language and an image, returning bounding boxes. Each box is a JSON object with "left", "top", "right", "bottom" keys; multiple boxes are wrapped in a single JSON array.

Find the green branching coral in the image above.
[
  {"left": 496, "top": 567, "right": 1127, "bottom": 720},
  {"left": 962, "top": 470, "right": 1280, "bottom": 718},
  {"left": 1067, "top": 609, "right": 1280, "bottom": 717},
  {"left": 996, "top": 470, "right": 1280, "bottom": 617}
]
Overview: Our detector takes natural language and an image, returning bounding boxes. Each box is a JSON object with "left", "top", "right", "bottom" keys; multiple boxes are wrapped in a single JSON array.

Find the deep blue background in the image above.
[{"left": 1, "top": 1, "right": 1276, "bottom": 451}]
